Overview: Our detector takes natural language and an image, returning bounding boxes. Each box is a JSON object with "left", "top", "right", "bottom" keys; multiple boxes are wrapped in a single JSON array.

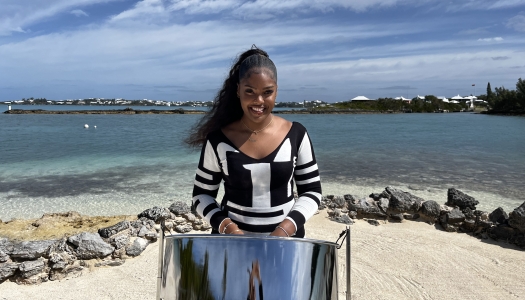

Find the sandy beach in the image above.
[{"left": 1, "top": 210, "right": 524, "bottom": 300}]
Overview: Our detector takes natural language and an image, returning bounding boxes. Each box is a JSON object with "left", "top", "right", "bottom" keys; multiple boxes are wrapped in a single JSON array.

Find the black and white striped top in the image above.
[{"left": 192, "top": 121, "right": 321, "bottom": 238}]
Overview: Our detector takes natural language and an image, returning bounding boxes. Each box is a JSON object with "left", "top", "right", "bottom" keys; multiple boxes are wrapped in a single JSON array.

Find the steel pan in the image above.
[{"left": 157, "top": 234, "right": 339, "bottom": 300}]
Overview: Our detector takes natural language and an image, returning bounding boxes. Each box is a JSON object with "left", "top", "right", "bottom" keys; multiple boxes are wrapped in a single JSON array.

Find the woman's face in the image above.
[{"left": 237, "top": 68, "right": 277, "bottom": 125}]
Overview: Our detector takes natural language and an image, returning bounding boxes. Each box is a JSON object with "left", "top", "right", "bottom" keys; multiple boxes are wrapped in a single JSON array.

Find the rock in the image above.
[
  {"left": 488, "top": 225, "right": 518, "bottom": 241},
  {"left": 384, "top": 186, "right": 424, "bottom": 213},
  {"left": 369, "top": 193, "right": 382, "bottom": 201},
  {"left": 0, "top": 238, "right": 11, "bottom": 254},
  {"left": 378, "top": 198, "right": 389, "bottom": 214},
  {"left": 333, "top": 208, "right": 342, "bottom": 218},
  {"left": 508, "top": 201, "right": 525, "bottom": 233},
  {"left": 489, "top": 207, "right": 508, "bottom": 224},
  {"left": 420, "top": 200, "right": 441, "bottom": 218},
  {"left": 348, "top": 211, "right": 357, "bottom": 219},
  {"left": 110, "top": 233, "right": 131, "bottom": 250},
  {"left": 348, "top": 197, "right": 387, "bottom": 219},
  {"left": 446, "top": 188, "right": 479, "bottom": 210},
  {"left": 18, "top": 259, "right": 46, "bottom": 279},
  {"left": 138, "top": 226, "right": 149, "bottom": 237},
  {"left": 49, "top": 262, "right": 83, "bottom": 281},
  {"left": 201, "top": 221, "right": 211, "bottom": 230},
  {"left": 68, "top": 232, "right": 114, "bottom": 260},
  {"left": 138, "top": 206, "right": 170, "bottom": 223},
  {"left": 145, "top": 232, "right": 158, "bottom": 242},
  {"left": 461, "top": 219, "right": 476, "bottom": 232},
  {"left": 390, "top": 214, "right": 404, "bottom": 221},
  {"left": 126, "top": 238, "right": 149, "bottom": 257},
  {"left": 182, "top": 213, "right": 196, "bottom": 222},
  {"left": 446, "top": 208, "right": 466, "bottom": 225},
  {"left": 0, "top": 262, "right": 19, "bottom": 282},
  {"left": 95, "top": 259, "right": 125, "bottom": 267},
  {"left": 0, "top": 250, "right": 8, "bottom": 263},
  {"left": 404, "top": 213, "right": 420, "bottom": 220},
  {"left": 477, "top": 220, "right": 493, "bottom": 229},
  {"left": 175, "top": 224, "right": 193, "bottom": 233},
  {"left": 344, "top": 194, "right": 357, "bottom": 202},
  {"left": 367, "top": 219, "right": 380, "bottom": 226},
  {"left": 49, "top": 252, "right": 70, "bottom": 270},
  {"left": 168, "top": 201, "right": 191, "bottom": 215},
  {"left": 10, "top": 240, "right": 56, "bottom": 260},
  {"left": 334, "top": 215, "right": 354, "bottom": 225},
  {"left": 98, "top": 221, "right": 130, "bottom": 238},
  {"left": 442, "top": 223, "right": 458, "bottom": 232},
  {"left": 332, "top": 196, "right": 346, "bottom": 208}
]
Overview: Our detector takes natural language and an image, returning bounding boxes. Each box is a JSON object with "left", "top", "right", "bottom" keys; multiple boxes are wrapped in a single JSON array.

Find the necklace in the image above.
[{"left": 241, "top": 115, "right": 274, "bottom": 142}]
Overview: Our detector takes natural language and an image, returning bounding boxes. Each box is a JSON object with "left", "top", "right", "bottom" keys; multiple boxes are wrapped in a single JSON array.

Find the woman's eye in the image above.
[
  {"left": 264, "top": 90, "right": 274, "bottom": 95},
  {"left": 245, "top": 89, "right": 253, "bottom": 94}
]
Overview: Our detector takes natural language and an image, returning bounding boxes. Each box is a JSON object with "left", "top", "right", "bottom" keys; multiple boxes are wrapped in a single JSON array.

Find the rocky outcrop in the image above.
[
  {"left": 508, "top": 202, "right": 525, "bottom": 233},
  {"left": 0, "top": 201, "right": 211, "bottom": 285},
  {"left": 446, "top": 188, "right": 479, "bottom": 210},
  {"left": 320, "top": 187, "right": 525, "bottom": 251}
]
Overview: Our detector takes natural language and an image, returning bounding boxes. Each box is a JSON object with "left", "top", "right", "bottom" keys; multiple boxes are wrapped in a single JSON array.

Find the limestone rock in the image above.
[
  {"left": 390, "top": 213, "right": 404, "bottom": 221},
  {"left": 420, "top": 200, "right": 441, "bottom": 219},
  {"left": 508, "top": 201, "right": 525, "bottom": 233},
  {"left": 0, "top": 250, "right": 8, "bottom": 263},
  {"left": 182, "top": 212, "right": 196, "bottom": 222},
  {"left": 110, "top": 233, "right": 131, "bottom": 250},
  {"left": 333, "top": 214, "right": 354, "bottom": 225},
  {"left": 0, "top": 262, "right": 19, "bottom": 282},
  {"left": 138, "top": 206, "right": 170, "bottom": 223},
  {"left": 489, "top": 207, "right": 508, "bottom": 224},
  {"left": 169, "top": 201, "right": 191, "bottom": 215},
  {"left": 95, "top": 259, "right": 125, "bottom": 267},
  {"left": 378, "top": 198, "right": 389, "bottom": 214},
  {"left": 348, "top": 197, "right": 387, "bottom": 219},
  {"left": 446, "top": 188, "right": 479, "bottom": 210},
  {"left": 446, "top": 208, "right": 466, "bottom": 225},
  {"left": 332, "top": 196, "right": 346, "bottom": 208},
  {"left": 384, "top": 186, "right": 424, "bottom": 213},
  {"left": 126, "top": 238, "right": 148, "bottom": 257},
  {"left": 488, "top": 225, "right": 518, "bottom": 241},
  {"left": 10, "top": 240, "right": 56, "bottom": 260},
  {"left": 98, "top": 221, "right": 130, "bottom": 238},
  {"left": 19, "top": 259, "right": 45, "bottom": 279},
  {"left": 68, "top": 232, "right": 114, "bottom": 260},
  {"left": 175, "top": 224, "right": 193, "bottom": 233}
]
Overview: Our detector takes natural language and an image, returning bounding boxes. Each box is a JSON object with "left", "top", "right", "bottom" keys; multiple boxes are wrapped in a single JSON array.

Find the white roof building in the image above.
[{"left": 351, "top": 96, "right": 371, "bottom": 101}]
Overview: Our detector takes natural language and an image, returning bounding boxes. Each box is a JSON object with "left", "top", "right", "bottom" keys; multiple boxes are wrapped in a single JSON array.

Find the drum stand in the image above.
[{"left": 336, "top": 226, "right": 351, "bottom": 300}]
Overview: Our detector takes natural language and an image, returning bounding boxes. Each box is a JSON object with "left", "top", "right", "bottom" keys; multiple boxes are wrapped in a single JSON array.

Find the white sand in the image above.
[{"left": 1, "top": 210, "right": 524, "bottom": 300}]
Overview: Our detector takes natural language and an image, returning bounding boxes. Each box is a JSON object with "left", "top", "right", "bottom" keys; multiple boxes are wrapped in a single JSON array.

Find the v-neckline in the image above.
[{"left": 220, "top": 122, "right": 296, "bottom": 161}]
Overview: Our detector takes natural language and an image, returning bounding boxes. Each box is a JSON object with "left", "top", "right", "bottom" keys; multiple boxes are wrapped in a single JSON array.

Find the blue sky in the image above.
[{"left": 1, "top": 0, "right": 525, "bottom": 102}]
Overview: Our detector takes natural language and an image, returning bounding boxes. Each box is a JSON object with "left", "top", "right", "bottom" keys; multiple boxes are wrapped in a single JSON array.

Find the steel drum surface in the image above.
[{"left": 158, "top": 234, "right": 338, "bottom": 300}]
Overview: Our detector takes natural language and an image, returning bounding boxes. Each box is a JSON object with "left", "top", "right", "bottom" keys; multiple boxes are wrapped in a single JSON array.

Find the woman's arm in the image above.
[
  {"left": 271, "top": 130, "right": 321, "bottom": 236},
  {"left": 192, "top": 139, "right": 243, "bottom": 234}
]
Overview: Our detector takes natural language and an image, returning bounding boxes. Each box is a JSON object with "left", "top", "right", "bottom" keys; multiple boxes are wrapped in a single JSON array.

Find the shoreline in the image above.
[
  {"left": 3, "top": 108, "right": 475, "bottom": 115},
  {"left": 1, "top": 210, "right": 524, "bottom": 299}
]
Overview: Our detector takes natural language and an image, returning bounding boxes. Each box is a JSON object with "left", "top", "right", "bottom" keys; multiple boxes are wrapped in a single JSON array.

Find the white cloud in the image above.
[
  {"left": 0, "top": 0, "right": 120, "bottom": 35},
  {"left": 507, "top": 14, "right": 525, "bottom": 32},
  {"left": 477, "top": 37, "right": 504, "bottom": 42},
  {"left": 71, "top": 9, "right": 89, "bottom": 17},
  {"left": 110, "top": 0, "right": 168, "bottom": 22}
]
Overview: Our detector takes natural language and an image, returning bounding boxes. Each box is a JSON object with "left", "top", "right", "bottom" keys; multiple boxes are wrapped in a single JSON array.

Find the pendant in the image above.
[{"left": 248, "top": 132, "right": 257, "bottom": 142}]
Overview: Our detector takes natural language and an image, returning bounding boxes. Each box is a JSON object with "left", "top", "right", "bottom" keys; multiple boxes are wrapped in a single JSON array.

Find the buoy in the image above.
[
  {"left": 94, "top": 125, "right": 97, "bottom": 129},
  {"left": 84, "top": 124, "right": 89, "bottom": 128}
]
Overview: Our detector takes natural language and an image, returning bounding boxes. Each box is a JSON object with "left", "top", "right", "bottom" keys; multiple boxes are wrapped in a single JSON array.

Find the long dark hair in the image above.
[{"left": 185, "top": 45, "right": 277, "bottom": 148}]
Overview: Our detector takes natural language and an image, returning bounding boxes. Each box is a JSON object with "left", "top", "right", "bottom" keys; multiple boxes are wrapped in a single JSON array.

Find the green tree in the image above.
[{"left": 486, "top": 82, "right": 495, "bottom": 107}]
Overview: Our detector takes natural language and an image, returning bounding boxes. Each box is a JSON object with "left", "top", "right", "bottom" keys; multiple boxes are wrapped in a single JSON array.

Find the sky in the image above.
[{"left": 1, "top": 0, "right": 525, "bottom": 102}]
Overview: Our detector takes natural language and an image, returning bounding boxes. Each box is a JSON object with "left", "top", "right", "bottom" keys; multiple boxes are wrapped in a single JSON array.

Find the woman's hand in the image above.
[
  {"left": 269, "top": 219, "right": 295, "bottom": 237},
  {"left": 219, "top": 218, "right": 244, "bottom": 234}
]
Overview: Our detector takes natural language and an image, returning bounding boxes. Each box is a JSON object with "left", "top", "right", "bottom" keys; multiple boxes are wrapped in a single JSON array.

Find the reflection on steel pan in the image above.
[{"left": 157, "top": 234, "right": 339, "bottom": 300}]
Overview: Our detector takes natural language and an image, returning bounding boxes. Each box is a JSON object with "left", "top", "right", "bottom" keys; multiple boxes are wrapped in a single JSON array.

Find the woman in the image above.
[{"left": 186, "top": 46, "right": 321, "bottom": 238}]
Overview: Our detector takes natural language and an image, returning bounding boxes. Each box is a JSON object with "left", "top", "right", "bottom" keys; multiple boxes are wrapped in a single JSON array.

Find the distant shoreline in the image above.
[{"left": 3, "top": 108, "right": 465, "bottom": 115}]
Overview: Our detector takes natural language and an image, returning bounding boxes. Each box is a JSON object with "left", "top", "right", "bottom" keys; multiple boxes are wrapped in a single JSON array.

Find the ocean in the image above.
[{"left": 1, "top": 105, "right": 524, "bottom": 221}]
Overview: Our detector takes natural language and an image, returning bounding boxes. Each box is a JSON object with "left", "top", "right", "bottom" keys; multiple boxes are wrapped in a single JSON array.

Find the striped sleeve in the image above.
[
  {"left": 192, "top": 139, "right": 228, "bottom": 230},
  {"left": 286, "top": 130, "right": 322, "bottom": 231}
]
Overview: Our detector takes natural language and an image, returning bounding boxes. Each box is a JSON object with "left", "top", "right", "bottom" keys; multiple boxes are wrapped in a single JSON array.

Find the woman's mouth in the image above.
[{"left": 249, "top": 106, "right": 265, "bottom": 115}]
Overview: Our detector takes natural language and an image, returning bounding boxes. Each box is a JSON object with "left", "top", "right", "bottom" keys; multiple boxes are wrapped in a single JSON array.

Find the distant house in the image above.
[
  {"left": 438, "top": 96, "right": 449, "bottom": 103},
  {"left": 416, "top": 95, "right": 425, "bottom": 100},
  {"left": 394, "top": 96, "right": 411, "bottom": 103},
  {"left": 351, "top": 96, "right": 372, "bottom": 101}
]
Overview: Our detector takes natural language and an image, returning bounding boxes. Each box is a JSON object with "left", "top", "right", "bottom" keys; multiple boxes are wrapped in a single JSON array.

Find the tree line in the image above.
[{"left": 482, "top": 78, "right": 525, "bottom": 113}]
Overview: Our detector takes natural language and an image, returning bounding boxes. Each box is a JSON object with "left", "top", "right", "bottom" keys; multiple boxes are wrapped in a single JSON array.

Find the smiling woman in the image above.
[{"left": 185, "top": 45, "right": 322, "bottom": 238}]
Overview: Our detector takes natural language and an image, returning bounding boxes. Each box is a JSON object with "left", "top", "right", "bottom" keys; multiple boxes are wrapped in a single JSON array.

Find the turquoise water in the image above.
[{"left": 1, "top": 107, "right": 524, "bottom": 220}]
